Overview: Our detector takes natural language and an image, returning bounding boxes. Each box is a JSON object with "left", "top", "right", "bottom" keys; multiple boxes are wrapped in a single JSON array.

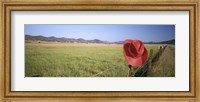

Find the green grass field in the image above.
[{"left": 25, "top": 43, "right": 174, "bottom": 77}]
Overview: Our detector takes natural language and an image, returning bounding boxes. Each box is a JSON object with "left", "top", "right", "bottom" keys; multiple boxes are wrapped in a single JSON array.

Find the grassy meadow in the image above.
[
  {"left": 147, "top": 45, "right": 175, "bottom": 77},
  {"left": 25, "top": 42, "right": 174, "bottom": 77}
]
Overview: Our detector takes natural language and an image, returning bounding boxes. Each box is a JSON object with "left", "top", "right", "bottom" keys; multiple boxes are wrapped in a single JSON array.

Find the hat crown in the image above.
[
  {"left": 127, "top": 40, "right": 144, "bottom": 58},
  {"left": 123, "top": 39, "right": 148, "bottom": 67}
]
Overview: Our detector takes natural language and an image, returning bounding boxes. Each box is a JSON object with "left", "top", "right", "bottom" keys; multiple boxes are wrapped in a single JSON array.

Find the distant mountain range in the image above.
[
  {"left": 144, "top": 39, "right": 175, "bottom": 44},
  {"left": 25, "top": 35, "right": 175, "bottom": 44}
]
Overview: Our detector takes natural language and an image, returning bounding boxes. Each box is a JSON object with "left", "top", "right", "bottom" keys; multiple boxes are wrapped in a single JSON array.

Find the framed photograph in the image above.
[{"left": 0, "top": 0, "right": 199, "bottom": 100}]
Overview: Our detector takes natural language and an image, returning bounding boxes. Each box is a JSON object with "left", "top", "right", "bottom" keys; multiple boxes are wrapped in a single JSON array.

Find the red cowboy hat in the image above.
[{"left": 123, "top": 39, "right": 148, "bottom": 67}]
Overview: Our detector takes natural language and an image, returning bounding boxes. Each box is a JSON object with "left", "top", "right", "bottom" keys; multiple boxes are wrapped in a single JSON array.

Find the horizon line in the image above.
[{"left": 25, "top": 34, "right": 175, "bottom": 43}]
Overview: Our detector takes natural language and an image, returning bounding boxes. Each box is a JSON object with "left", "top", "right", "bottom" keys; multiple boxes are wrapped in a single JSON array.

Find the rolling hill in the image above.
[{"left": 25, "top": 35, "right": 175, "bottom": 44}]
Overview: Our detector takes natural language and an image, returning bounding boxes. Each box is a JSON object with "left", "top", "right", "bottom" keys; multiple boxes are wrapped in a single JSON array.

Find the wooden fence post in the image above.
[
  {"left": 149, "top": 49, "right": 153, "bottom": 69},
  {"left": 158, "top": 46, "right": 163, "bottom": 59},
  {"left": 128, "top": 65, "right": 132, "bottom": 77}
]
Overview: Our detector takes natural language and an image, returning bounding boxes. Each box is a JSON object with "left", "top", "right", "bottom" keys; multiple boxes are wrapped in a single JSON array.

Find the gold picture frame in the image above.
[{"left": 0, "top": 0, "right": 199, "bottom": 101}]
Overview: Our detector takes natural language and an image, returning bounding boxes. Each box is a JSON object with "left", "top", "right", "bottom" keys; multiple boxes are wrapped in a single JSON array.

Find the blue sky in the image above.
[{"left": 25, "top": 24, "right": 175, "bottom": 42}]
